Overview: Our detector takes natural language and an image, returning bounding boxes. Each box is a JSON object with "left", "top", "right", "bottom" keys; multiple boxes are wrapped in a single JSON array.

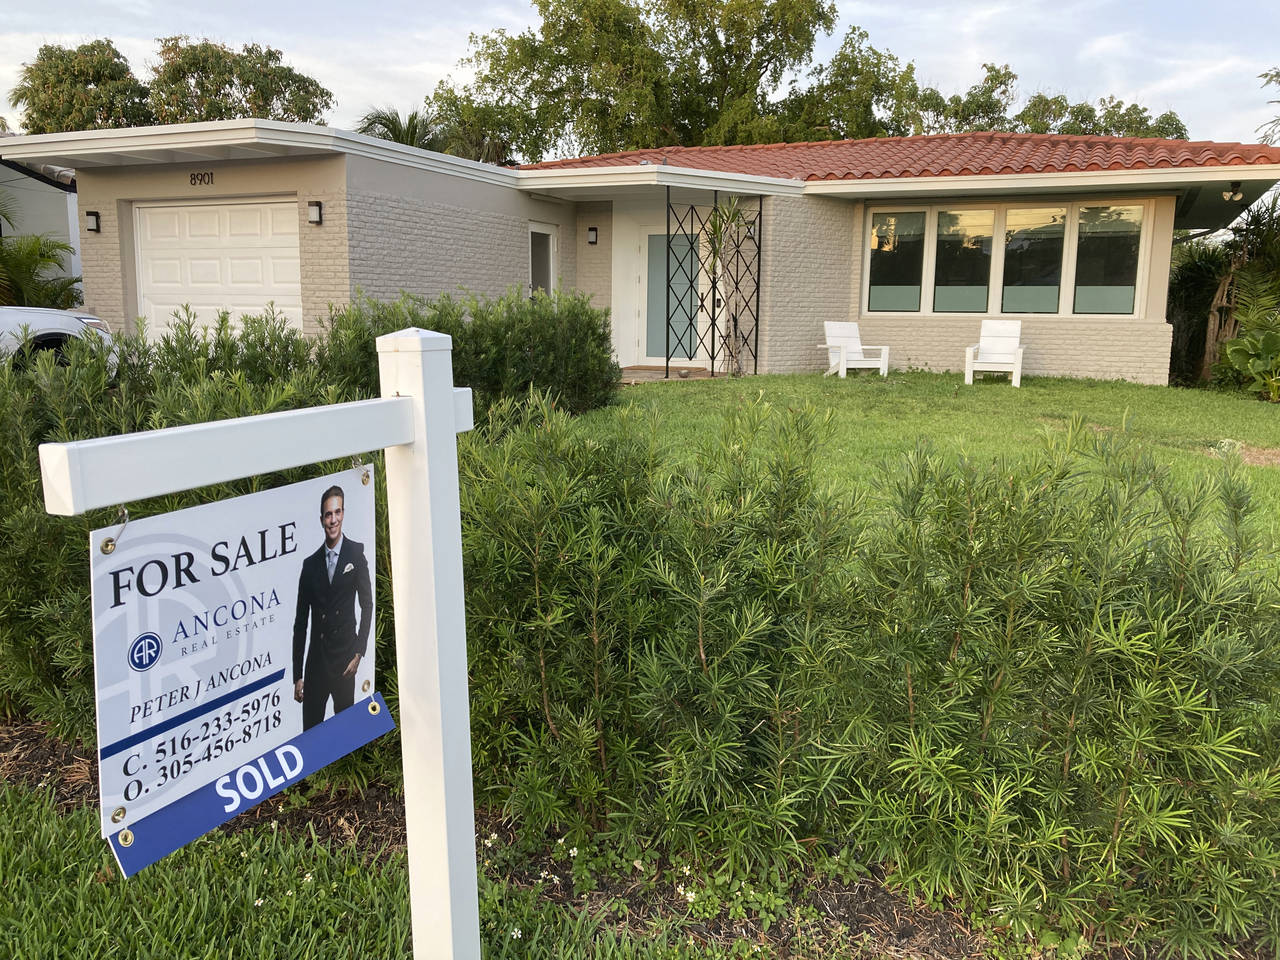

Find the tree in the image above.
[
  {"left": 1011, "top": 92, "right": 1188, "bottom": 139},
  {"left": 442, "top": 5, "right": 1190, "bottom": 161},
  {"left": 1261, "top": 67, "right": 1280, "bottom": 144},
  {"left": 450, "top": 0, "right": 836, "bottom": 160},
  {"left": 148, "top": 36, "right": 334, "bottom": 124},
  {"left": 355, "top": 107, "right": 443, "bottom": 151},
  {"left": 0, "top": 235, "right": 82, "bottom": 309},
  {"left": 10, "top": 40, "right": 153, "bottom": 134},
  {"left": 428, "top": 85, "right": 518, "bottom": 165}
]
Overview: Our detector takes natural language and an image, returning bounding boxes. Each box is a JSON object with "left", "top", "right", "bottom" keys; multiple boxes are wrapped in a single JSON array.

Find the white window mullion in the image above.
[
  {"left": 1061, "top": 203, "right": 1079, "bottom": 316},
  {"left": 921, "top": 206, "right": 938, "bottom": 315},
  {"left": 990, "top": 207, "right": 1007, "bottom": 314}
]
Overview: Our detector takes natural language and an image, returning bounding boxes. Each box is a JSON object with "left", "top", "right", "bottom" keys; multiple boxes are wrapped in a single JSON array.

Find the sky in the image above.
[{"left": 1, "top": 0, "right": 1277, "bottom": 152}]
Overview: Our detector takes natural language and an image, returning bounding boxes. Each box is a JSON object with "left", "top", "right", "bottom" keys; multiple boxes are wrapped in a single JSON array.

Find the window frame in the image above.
[{"left": 859, "top": 197, "right": 1153, "bottom": 320}]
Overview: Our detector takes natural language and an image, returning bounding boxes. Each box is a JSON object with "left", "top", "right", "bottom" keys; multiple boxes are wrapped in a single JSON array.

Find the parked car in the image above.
[{"left": 0, "top": 306, "right": 114, "bottom": 361}]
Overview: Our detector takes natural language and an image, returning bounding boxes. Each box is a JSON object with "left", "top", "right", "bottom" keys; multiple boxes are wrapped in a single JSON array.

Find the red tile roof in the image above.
[{"left": 521, "top": 132, "right": 1280, "bottom": 181}]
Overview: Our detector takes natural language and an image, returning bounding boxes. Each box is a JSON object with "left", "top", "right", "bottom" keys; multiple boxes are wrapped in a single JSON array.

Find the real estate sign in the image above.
[{"left": 89, "top": 466, "right": 393, "bottom": 876}]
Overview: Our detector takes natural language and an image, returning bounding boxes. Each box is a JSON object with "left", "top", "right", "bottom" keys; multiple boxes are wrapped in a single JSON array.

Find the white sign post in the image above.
[{"left": 39, "top": 328, "right": 481, "bottom": 958}]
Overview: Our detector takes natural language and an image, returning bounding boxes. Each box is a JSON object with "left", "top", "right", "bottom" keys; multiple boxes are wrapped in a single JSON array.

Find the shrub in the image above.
[
  {"left": 316, "top": 289, "right": 619, "bottom": 414},
  {"left": 459, "top": 400, "right": 1280, "bottom": 954}
]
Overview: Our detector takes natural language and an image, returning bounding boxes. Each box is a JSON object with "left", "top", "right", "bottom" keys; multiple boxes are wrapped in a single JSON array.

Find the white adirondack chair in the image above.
[
  {"left": 821, "top": 321, "right": 889, "bottom": 377},
  {"left": 965, "top": 318, "right": 1025, "bottom": 387}
]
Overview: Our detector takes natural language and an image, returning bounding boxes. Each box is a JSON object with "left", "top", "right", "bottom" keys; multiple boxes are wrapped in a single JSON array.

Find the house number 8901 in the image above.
[{"left": 190, "top": 172, "right": 214, "bottom": 186}]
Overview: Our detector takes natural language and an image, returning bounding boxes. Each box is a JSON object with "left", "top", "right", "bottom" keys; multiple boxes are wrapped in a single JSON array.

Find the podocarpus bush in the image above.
[
  {"left": 0, "top": 289, "right": 618, "bottom": 736},
  {"left": 0, "top": 310, "right": 364, "bottom": 735},
  {"left": 459, "top": 400, "right": 1280, "bottom": 954},
  {"left": 315, "top": 290, "right": 620, "bottom": 414}
]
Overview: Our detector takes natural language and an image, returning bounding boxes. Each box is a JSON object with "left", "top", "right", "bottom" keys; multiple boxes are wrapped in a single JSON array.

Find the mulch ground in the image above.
[{"left": 0, "top": 718, "right": 990, "bottom": 957}]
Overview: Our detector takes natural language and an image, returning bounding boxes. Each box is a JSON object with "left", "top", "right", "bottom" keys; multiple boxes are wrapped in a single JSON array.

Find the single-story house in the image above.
[
  {"left": 0, "top": 132, "right": 81, "bottom": 280},
  {"left": 3, "top": 119, "right": 1279, "bottom": 384}
]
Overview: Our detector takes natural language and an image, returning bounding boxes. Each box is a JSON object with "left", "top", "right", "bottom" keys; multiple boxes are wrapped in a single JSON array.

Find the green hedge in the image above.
[
  {"left": 0, "top": 290, "right": 617, "bottom": 735},
  {"left": 315, "top": 289, "right": 619, "bottom": 415}
]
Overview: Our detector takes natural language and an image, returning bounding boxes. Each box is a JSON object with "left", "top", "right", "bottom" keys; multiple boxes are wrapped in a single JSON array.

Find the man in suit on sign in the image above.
[{"left": 293, "top": 484, "right": 372, "bottom": 730}]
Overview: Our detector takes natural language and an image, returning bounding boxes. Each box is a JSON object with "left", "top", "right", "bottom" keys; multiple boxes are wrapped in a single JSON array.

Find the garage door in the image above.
[{"left": 135, "top": 199, "right": 303, "bottom": 335}]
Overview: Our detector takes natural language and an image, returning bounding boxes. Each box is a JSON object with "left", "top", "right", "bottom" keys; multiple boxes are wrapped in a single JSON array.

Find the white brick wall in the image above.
[
  {"left": 855, "top": 316, "right": 1172, "bottom": 385},
  {"left": 78, "top": 202, "right": 126, "bottom": 330},
  {"left": 299, "top": 193, "right": 350, "bottom": 336},
  {"left": 758, "top": 196, "right": 857, "bottom": 373},
  {"left": 574, "top": 201, "right": 612, "bottom": 310},
  {"left": 346, "top": 190, "right": 530, "bottom": 302}
]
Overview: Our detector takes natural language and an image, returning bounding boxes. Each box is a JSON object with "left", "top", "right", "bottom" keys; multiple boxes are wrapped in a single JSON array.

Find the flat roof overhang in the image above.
[
  {"left": 0, "top": 118, "right": 521, "bottom": 188},
  {"left": 514, "top": 164, "right": 804, "bottom": 202}
]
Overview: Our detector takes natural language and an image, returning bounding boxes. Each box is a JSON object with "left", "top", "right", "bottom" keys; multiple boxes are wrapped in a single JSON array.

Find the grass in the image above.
[
  {"left": 601, "top": 372, "right": 1280, "bottom": 525},
  {"left": 0, "top": 785, "right": 796, "bottom": 959}
]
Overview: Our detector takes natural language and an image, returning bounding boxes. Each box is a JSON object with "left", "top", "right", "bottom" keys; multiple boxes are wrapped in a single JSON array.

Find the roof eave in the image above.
[
  {"left": 514, "top": 164, "right": 805, "bottom": 197},
  {"left": 801, "top": 164, "right": 1280, "bottom": 197},
  {"left": 0, "top": 119, "right": 520, "bottom": 188}
]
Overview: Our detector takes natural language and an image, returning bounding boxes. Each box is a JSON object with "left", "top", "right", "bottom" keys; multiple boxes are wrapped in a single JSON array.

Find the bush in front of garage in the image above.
[{"left": 0, "top": 289, "right": 618, "bottom": 738}]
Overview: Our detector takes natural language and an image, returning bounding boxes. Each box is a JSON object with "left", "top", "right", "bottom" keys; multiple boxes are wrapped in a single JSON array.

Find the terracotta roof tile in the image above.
[{"left": 521, "top": 132, "right": 1280, "bottom": 181}]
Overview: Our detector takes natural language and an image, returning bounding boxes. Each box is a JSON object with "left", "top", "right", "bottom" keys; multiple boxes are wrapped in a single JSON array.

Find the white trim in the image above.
[
  {"left": 0, "top": 119, "right": 520, "bottom": 188},
  {"left": 516, "top": 164, "right": 805, "bottom": 197},
  {"left": 861, "top": 197, "right": 1154, "bottom": 321},
  {"left": 528, "top": 221, "right": 558, "bottom": 294}
]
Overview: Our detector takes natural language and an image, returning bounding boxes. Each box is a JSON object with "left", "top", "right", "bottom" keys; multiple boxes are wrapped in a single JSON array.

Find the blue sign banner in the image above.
[{"left": 108, "top": 694, "right": 395, "bottom": 878}]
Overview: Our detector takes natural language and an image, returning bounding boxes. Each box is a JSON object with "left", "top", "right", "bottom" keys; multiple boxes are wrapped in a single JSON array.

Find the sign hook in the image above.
[{"left": 100, "top": 507, "right": 129, "bottom": 555}]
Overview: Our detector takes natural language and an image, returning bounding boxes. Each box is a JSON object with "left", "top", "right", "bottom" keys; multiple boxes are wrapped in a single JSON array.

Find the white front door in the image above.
[{"left": 135, "top": 198, "right": 303, "bottom": 335}]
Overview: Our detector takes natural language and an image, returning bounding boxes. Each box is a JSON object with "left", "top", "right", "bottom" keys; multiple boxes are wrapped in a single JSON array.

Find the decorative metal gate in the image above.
[{"left": 664, "top": 187, "right": 762, "bottom": 377}]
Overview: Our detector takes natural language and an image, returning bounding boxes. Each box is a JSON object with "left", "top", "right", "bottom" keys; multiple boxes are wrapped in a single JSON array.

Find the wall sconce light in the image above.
[
  {"left": 1222, "top": 181, "right": 1244, "bottom": 202},
  {"left": 307, "top": 201, "right": 323, "bottom": 225},
  {"left": 587, "top": 226, "right": 598, "bottom": 245},
  {"left": 85, "top": 210, "right": 101, "bottom": 233}
]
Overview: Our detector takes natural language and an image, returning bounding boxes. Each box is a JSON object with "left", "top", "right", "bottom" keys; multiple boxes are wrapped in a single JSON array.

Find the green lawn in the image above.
[{"left": 606, "top": 371, "right": 1280, "bottom": 530}]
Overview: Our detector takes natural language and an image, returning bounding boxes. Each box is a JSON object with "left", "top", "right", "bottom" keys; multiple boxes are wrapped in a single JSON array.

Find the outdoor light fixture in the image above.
[
  {"left": 85, "top": 210, "right": 101, "bottom": 233},
  {"left": 307, "top": 200, "right": 323, "bottom": 225},
  {"left": 1222, "top": 181, "right": 1244, "bottom": 203},
  {"left": 587, "top": 226, "right": 598, "bottom": 245}
]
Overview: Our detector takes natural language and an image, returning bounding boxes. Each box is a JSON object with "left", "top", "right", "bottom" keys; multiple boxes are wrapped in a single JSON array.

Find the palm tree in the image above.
[
  {"left": 355, "top": 107, "right": 443, "bottom": 152},
  {"left": 0, "top": 188, "right": 18, "bottom": 234},
  {"left": 0, "top": 234, "right": 83, "bottom": 308}
]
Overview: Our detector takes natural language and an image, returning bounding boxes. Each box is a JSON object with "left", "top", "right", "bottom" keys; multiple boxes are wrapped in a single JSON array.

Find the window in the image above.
[
  {"left": 862, "top": 200, "right": 1149, "bottom": 317},
  {"left": 1074, "top": 205, "right": 1142, "bottom": 314},
  {"left": 1001, "top": 207, "right": 1066, "bottom": 314},
  {"left": 934, "top": 209, "right": 993, "bottom": 312},
  {"left": 867, "top": 212, "right": 925, "bottom": 311}
]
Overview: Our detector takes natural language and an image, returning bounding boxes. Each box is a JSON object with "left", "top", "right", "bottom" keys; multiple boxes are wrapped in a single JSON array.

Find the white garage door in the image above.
[{"left": 135, "top": 199, "right": 303, "bottom": 335}]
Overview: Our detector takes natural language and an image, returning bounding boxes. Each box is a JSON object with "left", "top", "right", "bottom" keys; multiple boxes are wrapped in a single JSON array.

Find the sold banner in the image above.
[{"left": 89, "top": 467, "right": 393, "bottom": 876}]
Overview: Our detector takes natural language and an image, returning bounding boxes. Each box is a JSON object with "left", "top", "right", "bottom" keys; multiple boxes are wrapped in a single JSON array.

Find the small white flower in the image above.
[
  {"left": 483, "top": 837, "right": 493, "bottom": 848},
  {"left": 684, "top": 889, "right": 696, "bottom": 903},
  {"left": 681, "top": 864, "right": 691, "bottom": 876},
  {"left": 254, "top": 898, "right": 264, "bottom": 907},
  {"left": 556, "top": 837, "right": 565, "bottom": 845},
  {"left": 569, "top": 846, "right": 578, "bottom": 858},
  {"left": 286, "top": 890, "right": 294, "bottom": 897},
  {"left": 511, "top": 928, "right": 522, "bottom": 940},
  {"left": 303, "top": 873, "right": 313, "bottom": 884},
  {"left": 240, "top": 852, "right": 248, "bottom": 859},
  {"left": 676, "top": 883, "right": 685, "bottom": 896},
  {"left": 539, "top": 869, "right": 550, "bottom": 880}
]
